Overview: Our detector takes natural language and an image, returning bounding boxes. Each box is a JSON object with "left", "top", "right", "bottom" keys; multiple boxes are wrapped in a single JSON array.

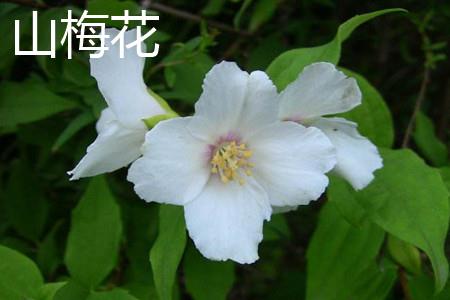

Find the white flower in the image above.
[
  {"left": 127, "top": 61, "right": 336, "bottom": 263},
  {"left": 68, "top": 28, "right": 165, "bottom": 180},
  {"left": 278, "top": 62, "right": 383, "bottom": 190}
]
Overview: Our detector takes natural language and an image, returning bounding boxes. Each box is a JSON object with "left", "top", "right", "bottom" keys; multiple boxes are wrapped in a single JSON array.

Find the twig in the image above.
[
  {"left": 437, "top": 79, "right": 450, "bottom": 140},
  {"left": 401, "top": 67, "right": 430, "bottom": 148},
  {"left": 1, "top": 0, "right": 47, "bottom": 8},
  {"left": 141, "top": 1, "right": 251, "bottom": 36},
  {"left": 3, "top": 0, "right": 252, "bottom": 36},
  {"left": 222, "top": 37, "right": 245, "bottom": 59},
  {"left": 398, "top": 268, "right": 412, "bottom": 300},
  {"left": 144, "top": 55, "right": 196, "bottom": 80}
]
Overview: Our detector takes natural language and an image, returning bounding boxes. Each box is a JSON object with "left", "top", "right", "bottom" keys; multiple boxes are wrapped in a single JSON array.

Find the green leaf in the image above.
[
  {"left": 37, "top": 55, "right": 64, "bottom": 79},
  {"left": 4, "top": 161, "right": 49, "bottom": 241},
  {"left": 52, "top": 111, "right": 95, "bottom": 151},
  {"left": 63, "top": 57, "right": 96, "bottom": 87},
  {"left": 440, "top": 167, "right": 450, "bottom": 192},
  {"left": 267, "top": 271, "right": 306, "bottom": 300},
  {"left": 202, "top": 0, "right": 226, "bottom": 16},
  {"left": 409, "top": 274, "right": 450, "bottom": 300},
  {"left": 267, "top": 8, "right": 407, "bottom": 90},
  {"left": 37, "top": 222, "right": 63, "bottom": 277},
  {"left": 184, "top": 245, "right": 235, "bottom": 300},
  {"left": 150, "top": 205, "right": 187, "bottom": 300},
  {"left": 143, "top": 112, "right": 178, "bottom": 129},
  {"left": 413, "top": 112, "right": 448, "bottom": 166},
  {"left": 0, "top": 6, "right": 31, "bottom": 72},
  {"left": 37, "top": 282, "right": 66, "bottom": 300},
  {"left": 233, "top": 0, "right": 254, "bottom": 28},
  {"left": 267, "top": 42, "right": 340, "bottom": 91},
  {"left": 0, "top": 81, "right": 77, "bottom": 128},
  {"left": 148, "top": 88, "right": 177, "bottom": 115},
  {"left": 327, "top": 176, "right": 368, "bottom": 227},
  {"left": 87, "top": 0, "right": 141, "bottom": 28},
  {"left": 122, "top": 203, "right": 159, "bottom": 300},
  {"left": 77, "top": 87, "right": 107, "bottom": 118},
  {"left": 349, "top": 260, "right": 398, "bottom": 300},
  {"left": 0, "top": 245, "right": 44, "bottom": 300},
  {"left": 38, "top": 8, "right": 68, "bottom": 52},
  {"left": 65, "top": 176, "right": 123, "bottom": 287},
  {"left": 306, "top": 202, "right": 385, "bottom": 300},
  {"left": 247, "top": 34, "right": 288, "bottom": 71},
  {"left": 338, "top": 69, "right": 394, "bottom": 148},
  {"left": 387, "top": 234, "right": 422, "bottom": 275},
  {"left": 249, "top": 0, "right": 278, "bottom": 32},
  {"left": 355, "top": 149, "right": 449, "bottom": 291},
  {"left": 86, "top": 289, "right": 139, "bottom": 300},
  {"left": 263, "top": 213, "right": 291, "bottom": 241},
  {"left": 162, "top": 52, "right": 214, "bottom": 104},
  {"left": 53, "top": 280, "right": 89, "bottom": 300}
]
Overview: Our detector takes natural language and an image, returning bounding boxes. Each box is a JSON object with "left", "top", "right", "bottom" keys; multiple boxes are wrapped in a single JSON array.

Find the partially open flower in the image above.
[
  {"left": 127, "top": 62, "right": 336, "bottom": 263},
  {"left": 278, "top": 62, "right": 383, "bottom": 190},
  {"left": 68, "top": 28, "right": 165, "bottom": 180}
]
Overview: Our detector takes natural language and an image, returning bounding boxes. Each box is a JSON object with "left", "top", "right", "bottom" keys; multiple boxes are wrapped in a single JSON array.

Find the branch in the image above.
[
  {"left": 401, "top": 67, "right": 430, "bottom": 148},
  {"left": 141, "top": 1, "right": 251, "bottom": 36},
  {"left": 437, "top": 79, "right": 450, "bottom": 140},
  {"left": 1, "top": 0, "right": 47, "bottom": 8},
  {"left": 3, "top": 0, "right": 252, "bottom": 36},
  {"left": 398, "top": 268, "right": 412, "bottom": 300}
]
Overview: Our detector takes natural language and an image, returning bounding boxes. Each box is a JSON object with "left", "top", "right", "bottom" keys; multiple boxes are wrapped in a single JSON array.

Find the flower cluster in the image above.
[{"left": 69, "top": 29, "right": 382, "bottom": 264}]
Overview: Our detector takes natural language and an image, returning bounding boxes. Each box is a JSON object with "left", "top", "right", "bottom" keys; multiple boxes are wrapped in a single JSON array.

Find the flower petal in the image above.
[
  {"left": 185, "top": 176, "right": 271, "bottom": 264},
  {"left": 68, "top": 112, "right": 146, "bottom": 180},
  {"left": 248, "top": 121, "right": 336, "bottom": 206},
  {"left": 188, "top": 61, "right": 249, "bottom": 141},
  {"left": 127, "top": 117, "right": 210, "bottom": 205},
  {"left": 312, "top": 117, "right": 383, "bottom": 190},
  {"left": 272, "top": 205, "right": 298, "bottom": 214},
  {"left": 278, "top": 62, "right": 361, "bottom": 121},
  {"left": 95, "top": 107, "right": 116, "bottom": 132},
  {"left": 237, "top": 70, "right": 279, "bottom": 137},
  {"left": 90, "top": 28, "right": 165, "bottom": 129}
]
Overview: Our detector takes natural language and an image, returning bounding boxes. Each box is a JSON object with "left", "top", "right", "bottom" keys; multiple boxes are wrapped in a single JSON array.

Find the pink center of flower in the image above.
[{"left": 208, "top": 133, "right": 253, "bottom": 185}]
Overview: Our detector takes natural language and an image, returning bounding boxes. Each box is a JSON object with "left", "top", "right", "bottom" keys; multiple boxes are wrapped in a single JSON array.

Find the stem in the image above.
[
  {"left": 437, "top": 79, "right": 450, "bottom": 140},
  {"left": 2, "top": 0, "right": 47, "bottom": 8},
  {"left": 401, "top": 67, "right": 430, "bottom": 148},
  {"left": 398, "top": 268, "right": 412, "bottom": 300},
  {"left": 4, "top": 0, "right": 252, "bottom": 36},
  {"left": 141, "top": 0, "right": 251, "bottom": 36}
]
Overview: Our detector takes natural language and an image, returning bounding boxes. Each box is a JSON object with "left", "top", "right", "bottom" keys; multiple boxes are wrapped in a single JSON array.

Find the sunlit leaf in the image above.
[
  {"left": 0, "top": 245, "right": 43, "bottom": 300},
  {"left": 306, "top": 202, "right": 385, "bottom": 300},
  {"left": 355, "top": 149, "right": 449, "bottom": 291},
  {"left": 339, "top": 69, "right": 394, "bottom": 148},
  {"left": 267, "top": 8, "right": 407, "bottom": 90}
]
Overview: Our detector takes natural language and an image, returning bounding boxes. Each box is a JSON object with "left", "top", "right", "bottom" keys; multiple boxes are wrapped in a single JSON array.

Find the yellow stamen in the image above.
[{"left": 210, "top": 141, "right": 253, "bottom": 185}]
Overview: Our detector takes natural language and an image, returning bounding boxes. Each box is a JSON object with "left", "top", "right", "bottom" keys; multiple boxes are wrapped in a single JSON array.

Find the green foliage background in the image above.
[{"left": 0, "top": 0, "right": 449, "bottom": 299}]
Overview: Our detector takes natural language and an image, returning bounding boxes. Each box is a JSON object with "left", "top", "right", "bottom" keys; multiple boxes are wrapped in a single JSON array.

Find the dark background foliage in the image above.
[{"left": 0, "top": 0, "right": 449, "bottom": 299}]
